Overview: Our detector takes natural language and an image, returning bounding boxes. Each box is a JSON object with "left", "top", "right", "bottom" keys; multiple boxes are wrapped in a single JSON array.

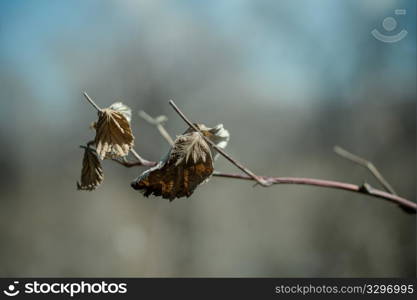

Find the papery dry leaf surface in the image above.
[
  {"left": 131, "top": 130, "right": 214, "bottom": 200},
  {"left": 94, "top": 106, "right": 134, "bottom": 160},
  {"left": 77, "top": 147, "right": 104, "bottom": 191}
]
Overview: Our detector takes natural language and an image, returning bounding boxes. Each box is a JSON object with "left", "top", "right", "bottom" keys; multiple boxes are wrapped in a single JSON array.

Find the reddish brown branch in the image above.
[
  {"left": 212, "top": 171, "right": 416, "bottom": 213},
  {"left": 112, "top": 157, "right": 157, "bottom": 168},
  {"left": 107, "top": 151, "right": 417, "bottom": 212},
  {"left": 101, "top": 146, "right": 417, "bottom": 213},
  {"left": 130, "top": 149, "right": 156, "bottom": 167}
]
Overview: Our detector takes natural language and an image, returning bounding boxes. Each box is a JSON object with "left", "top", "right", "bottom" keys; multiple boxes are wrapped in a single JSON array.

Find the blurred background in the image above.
[{"left": 0, "top": 0, "right": 415, "bottom": 277}]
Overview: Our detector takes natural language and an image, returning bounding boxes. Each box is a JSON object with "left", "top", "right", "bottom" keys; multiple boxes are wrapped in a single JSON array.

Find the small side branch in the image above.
[
  {"left": 138, "top": 111, "right": 175, "bottom": 146},
  {"left": 129, "top": 149, "right": 157, "bottom": 167},
  {"left": 334, "top": 146, "right": 397, "bottom": 195},
  {"left": 168, "top": 100, "right": 271, "bottom": 187},
  {"left": 83, "top": 92, "right": 102, "bottom": 112},
  {"left": 112, "top": 157, "right": 153, "bottom": 168},
  {"left": 80, "top": 144, "right": 155, "bottom": 168}
]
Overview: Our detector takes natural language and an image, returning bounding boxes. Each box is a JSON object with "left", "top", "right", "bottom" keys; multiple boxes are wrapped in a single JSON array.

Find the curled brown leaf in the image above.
[
  {"left": 94, "top": 106, "right": 134, "bottom": 160},
  {"left": 131, "top": 131, "right": 214, "bottom": 200},
  {"left": 77, "top": 147, "right": 104, "bottom": 191}
]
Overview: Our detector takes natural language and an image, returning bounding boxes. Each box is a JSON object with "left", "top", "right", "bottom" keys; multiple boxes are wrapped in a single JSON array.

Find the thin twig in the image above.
[
  {"left": 334, "top": 146, "right": 397, "bottom": 195},
  {"left": 212, "top": 171, "right": 416, "bottom": 213},
  {"left": 138, "top": 111, "right": 175, "bottom": 146},
  {"left": 83, "top": 92, "right": 102, "bottom": 112},
  {"left": 112, "top": 157, "right": 155, "bottom": 168},
  {"left": 80, "top": 144, "right": 155, "bottom": 167},
  {"left": 168, "top": 100, "right": 271, "bottom": 187},
  {"left": 130, "top": 149, "right": 156, "bottom": 167}
]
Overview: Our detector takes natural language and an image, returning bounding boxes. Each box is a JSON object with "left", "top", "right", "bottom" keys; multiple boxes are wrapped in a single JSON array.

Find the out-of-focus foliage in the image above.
[{"left": 0, "top": 0, "right": 415, "bottom": 277}]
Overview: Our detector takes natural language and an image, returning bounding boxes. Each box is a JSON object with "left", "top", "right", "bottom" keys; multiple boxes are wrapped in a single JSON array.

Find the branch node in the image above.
[{"left": 359, "top": 182, "right": 373, "bottom": 194}]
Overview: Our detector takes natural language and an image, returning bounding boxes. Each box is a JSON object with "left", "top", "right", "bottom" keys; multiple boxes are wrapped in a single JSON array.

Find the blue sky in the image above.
[{"left": 0, "top": 0, "right": 415, "bottom": 120}]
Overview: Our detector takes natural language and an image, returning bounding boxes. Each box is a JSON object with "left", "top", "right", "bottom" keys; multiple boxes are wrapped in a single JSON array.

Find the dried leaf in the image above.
[
  {"left": 90, "top": 103, "right": 131, "bottom": 130},
  {"left": 185, "top": 123, "right": 230, "bottom": 159},
  {"left": 131, "top": 131, "right": 213, "bottom": 200},
  {"left": 77, "top": 147, "right": 104, "bottom": 191},
  {"left": 109, "top": 102, "right": 132, "bottom": 123},
  {"left": 94, "top": 105, "right": 134, "bottom": 160}
]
